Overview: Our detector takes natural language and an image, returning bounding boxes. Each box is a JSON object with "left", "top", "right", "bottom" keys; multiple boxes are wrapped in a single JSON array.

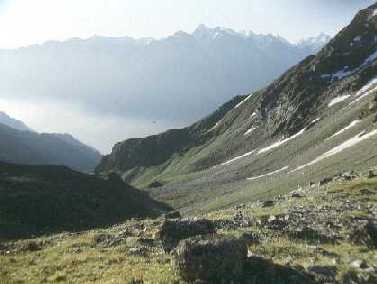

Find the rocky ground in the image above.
[{"left": 1, "top": 169, "right": 377, "bottom": 283}]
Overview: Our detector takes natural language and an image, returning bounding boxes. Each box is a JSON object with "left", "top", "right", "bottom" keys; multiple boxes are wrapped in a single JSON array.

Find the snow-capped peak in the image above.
[
  {"left": 192, "top": 24, "right": 247, "bottom": 40},
  {"left": 297, "top": 33, "right": 331, "bottom": 52}
]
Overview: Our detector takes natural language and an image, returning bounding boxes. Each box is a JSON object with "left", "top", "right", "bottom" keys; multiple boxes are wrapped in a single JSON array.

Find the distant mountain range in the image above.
[
  {"left": 0, "top": 26, "right": 331, "bottom": 134},
  {"left": 0, "top": 112, "right": 101, "bottom": 172}
]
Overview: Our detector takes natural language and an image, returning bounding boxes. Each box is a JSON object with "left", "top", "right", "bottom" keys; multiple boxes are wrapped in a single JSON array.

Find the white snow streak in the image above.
[
  {"left": 291, "top": 129, "right": 377, "bottom": 173},
  {"left": 332, "top": 68, "right": 353, "bottom": 80},
  {"left": 350, "top": 77, "right": 377, "bottom": 104},
  {"left": 258, "top": 128, "right": 306, "bottom": 155},
  {"left": 353, "top": 36, "right": 361, "bottom": 42},
  {"left": 323, "top": 48, "right": 377, "bottom": 81},
  {"left": 221, "top": 150, "right": 256, "bottom": 166},
  {"left": 328, "top": 120, "right": 361, "bottom": 139},
  {"left": 235, "top": 94, "right": 252, "bottom": 109},
  {"left": 244, "top": 127, "right": 257, "bottom": 136},
  {"left": 244, "top": 112, "right": 257, "bottom": 136},
  {"left": 208, "top": 119, "right": 222, "bottom": 132},
  {"left": 247, "top": 166, "right": 289, "bottom": 181},
  {"left": 328, "top": 95, "right": 351, "bottom": 107}
]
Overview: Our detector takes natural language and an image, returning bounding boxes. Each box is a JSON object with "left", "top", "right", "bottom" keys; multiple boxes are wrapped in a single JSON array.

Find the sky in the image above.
[
  {"left": 0, "top": 0, "right": 375, "bottom": 154},
  {"left": 0, "top": 0, "right": 374, "bottom": 48}
]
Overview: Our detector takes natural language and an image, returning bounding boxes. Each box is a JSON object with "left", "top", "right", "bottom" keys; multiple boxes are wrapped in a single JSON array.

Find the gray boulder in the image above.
[
  {"left": 172, "top": 236, "right": 247, "bottom": 283},
  {"left": 307, "top": 266, "right": 337, "bottom": 283}
]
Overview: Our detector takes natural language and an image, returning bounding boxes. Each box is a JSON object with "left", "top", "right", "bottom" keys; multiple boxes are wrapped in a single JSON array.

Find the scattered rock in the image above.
[
  {"left": 158, "top": 219, "right": 215, "bottom": 252},
  {"left": 164, "top": 210, "right": 181, "bottom": 219},
  {"left": 148, "top": 181, "right": 163, "bottom": 188},
  {"left": 291, "top": 192, "right": 304, "bottom": 198},
  {"left": 307, "top": 265, "right": 337, "bottom": 283},
  {"left": 319, "top": 177, "right": 333, "bottom": 186},
  {"left": 92, "top": 233, "right": 121, "bottom": 247},
  {"left": 240, "top": 232, "right": 261, "bottom": 245},
  {"left": 368, "top": 170, "right": 376, "bottom": 179},
  {"left": 337, "top": 171, "right": 359, "bottom": 181},
  {"left": 266, "top": 215, "right": 289, "bottom": 231},
  {"left": 342, "top": 268, "right": 377, "bottom": 284},
  {"left": 360, "top": 188, "right": 374, "bottom": 195},
  {"left": 262, "top": 200, "right": 275, "bottom": 208},
  {"left": 18, "top": 240, "right": 42, "bottom": 252},
  {"left": 289, "top": 227, "right": 335, "bottom": 244},
  {"left": 172, "top": 236, "right": 247, "bottom": 283},
  {"left": 350, "top": 259, "right": 369, "bottom": 269},
  {"left": 128, "top": 247, "right": 148, "bottom": 257}
]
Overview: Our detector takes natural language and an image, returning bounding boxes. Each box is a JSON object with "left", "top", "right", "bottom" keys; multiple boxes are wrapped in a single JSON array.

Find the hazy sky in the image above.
[{"left": 0, "top": 0, "right": 374, "bottom": 48}]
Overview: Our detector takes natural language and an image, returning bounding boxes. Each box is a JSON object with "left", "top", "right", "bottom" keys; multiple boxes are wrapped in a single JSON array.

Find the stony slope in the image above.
[
  {"left": 0, "top": 122, "right": 101, "bottom": 173},
  {"left": 0, "top": 162, "right": 170, "bottom": 239},
  {"left": 97, "top": 2, "right": 377, "bottom": 214},
  {"left": 1, "top": 171, "right": 376, "bottom": 283}
]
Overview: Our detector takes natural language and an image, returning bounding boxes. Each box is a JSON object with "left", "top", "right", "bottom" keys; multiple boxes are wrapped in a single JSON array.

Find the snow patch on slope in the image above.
[
  {"left": 244, "top": 127, "right": 257, "bottom": 136},
  {"left": 291, "top": 129, "right": 377, "bottom": 173},
  {"left": 208, "top": 119, "right": 223, "bottom": 132},
  {"left": 235, "top": 94, "right": 252, "bottom": 109},
  {"left": 328, "top": 120, "right": 361, "bottom": 139},
  {"left": 221, "top": 150, "right": 256, "bottom": 166},
  {"left": 323, "top": 48, "right": 377, "bottom": 81},
  {"left": 350, "top": 77, "right": 377, "bottom": 105},
  {"left": 247, "top": 166, "right": 289, "bottom": 181},
  {"left": 258, "top": 128, "right": 306, "bottom": 155},
  {"left": 244, "top": 112, "right": 258, "bottom": 136},
  {"left": 328, "top": 95, "right": 351, "bottom": 107}
]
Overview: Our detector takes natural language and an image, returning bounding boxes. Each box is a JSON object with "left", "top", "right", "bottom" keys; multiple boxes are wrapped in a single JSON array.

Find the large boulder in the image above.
[
  {"left": 158, "top": 219, "right": 215, "bottom": 252},
  {"left": 172, "top": 236, "right": 247, "bottom": 283}
]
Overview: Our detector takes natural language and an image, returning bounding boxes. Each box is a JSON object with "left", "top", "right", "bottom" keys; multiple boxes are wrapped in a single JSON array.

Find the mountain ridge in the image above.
[{"left": 0, "top": 25, "right": 331, "bottom": 153}]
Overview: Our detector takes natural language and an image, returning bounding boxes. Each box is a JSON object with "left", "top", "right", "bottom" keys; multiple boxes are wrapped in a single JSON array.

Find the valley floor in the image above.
[{"left": 1, "top": 171, "right": 377, "bottom": 283}]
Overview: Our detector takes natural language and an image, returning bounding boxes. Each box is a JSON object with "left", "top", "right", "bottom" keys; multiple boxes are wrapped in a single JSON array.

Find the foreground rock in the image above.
[
  {"left": 158, "top": 219, "right": 215, "bottom": 252},
  {"left": 172, "top": 236, "right": 247, "bottom": 283}
]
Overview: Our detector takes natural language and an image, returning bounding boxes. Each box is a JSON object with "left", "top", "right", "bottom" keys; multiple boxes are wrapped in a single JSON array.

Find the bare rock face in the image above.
[
  {"left": 172, "top": 236, "right": 248, "bottom": 283},
  {"left": 157, "top": 219, "right": 215, "bottom": 252}
]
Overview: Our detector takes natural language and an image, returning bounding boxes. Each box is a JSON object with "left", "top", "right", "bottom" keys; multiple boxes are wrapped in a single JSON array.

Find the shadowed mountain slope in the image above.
[{"left": 0, "top": 162, "right": 171, "bottom": 239}]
